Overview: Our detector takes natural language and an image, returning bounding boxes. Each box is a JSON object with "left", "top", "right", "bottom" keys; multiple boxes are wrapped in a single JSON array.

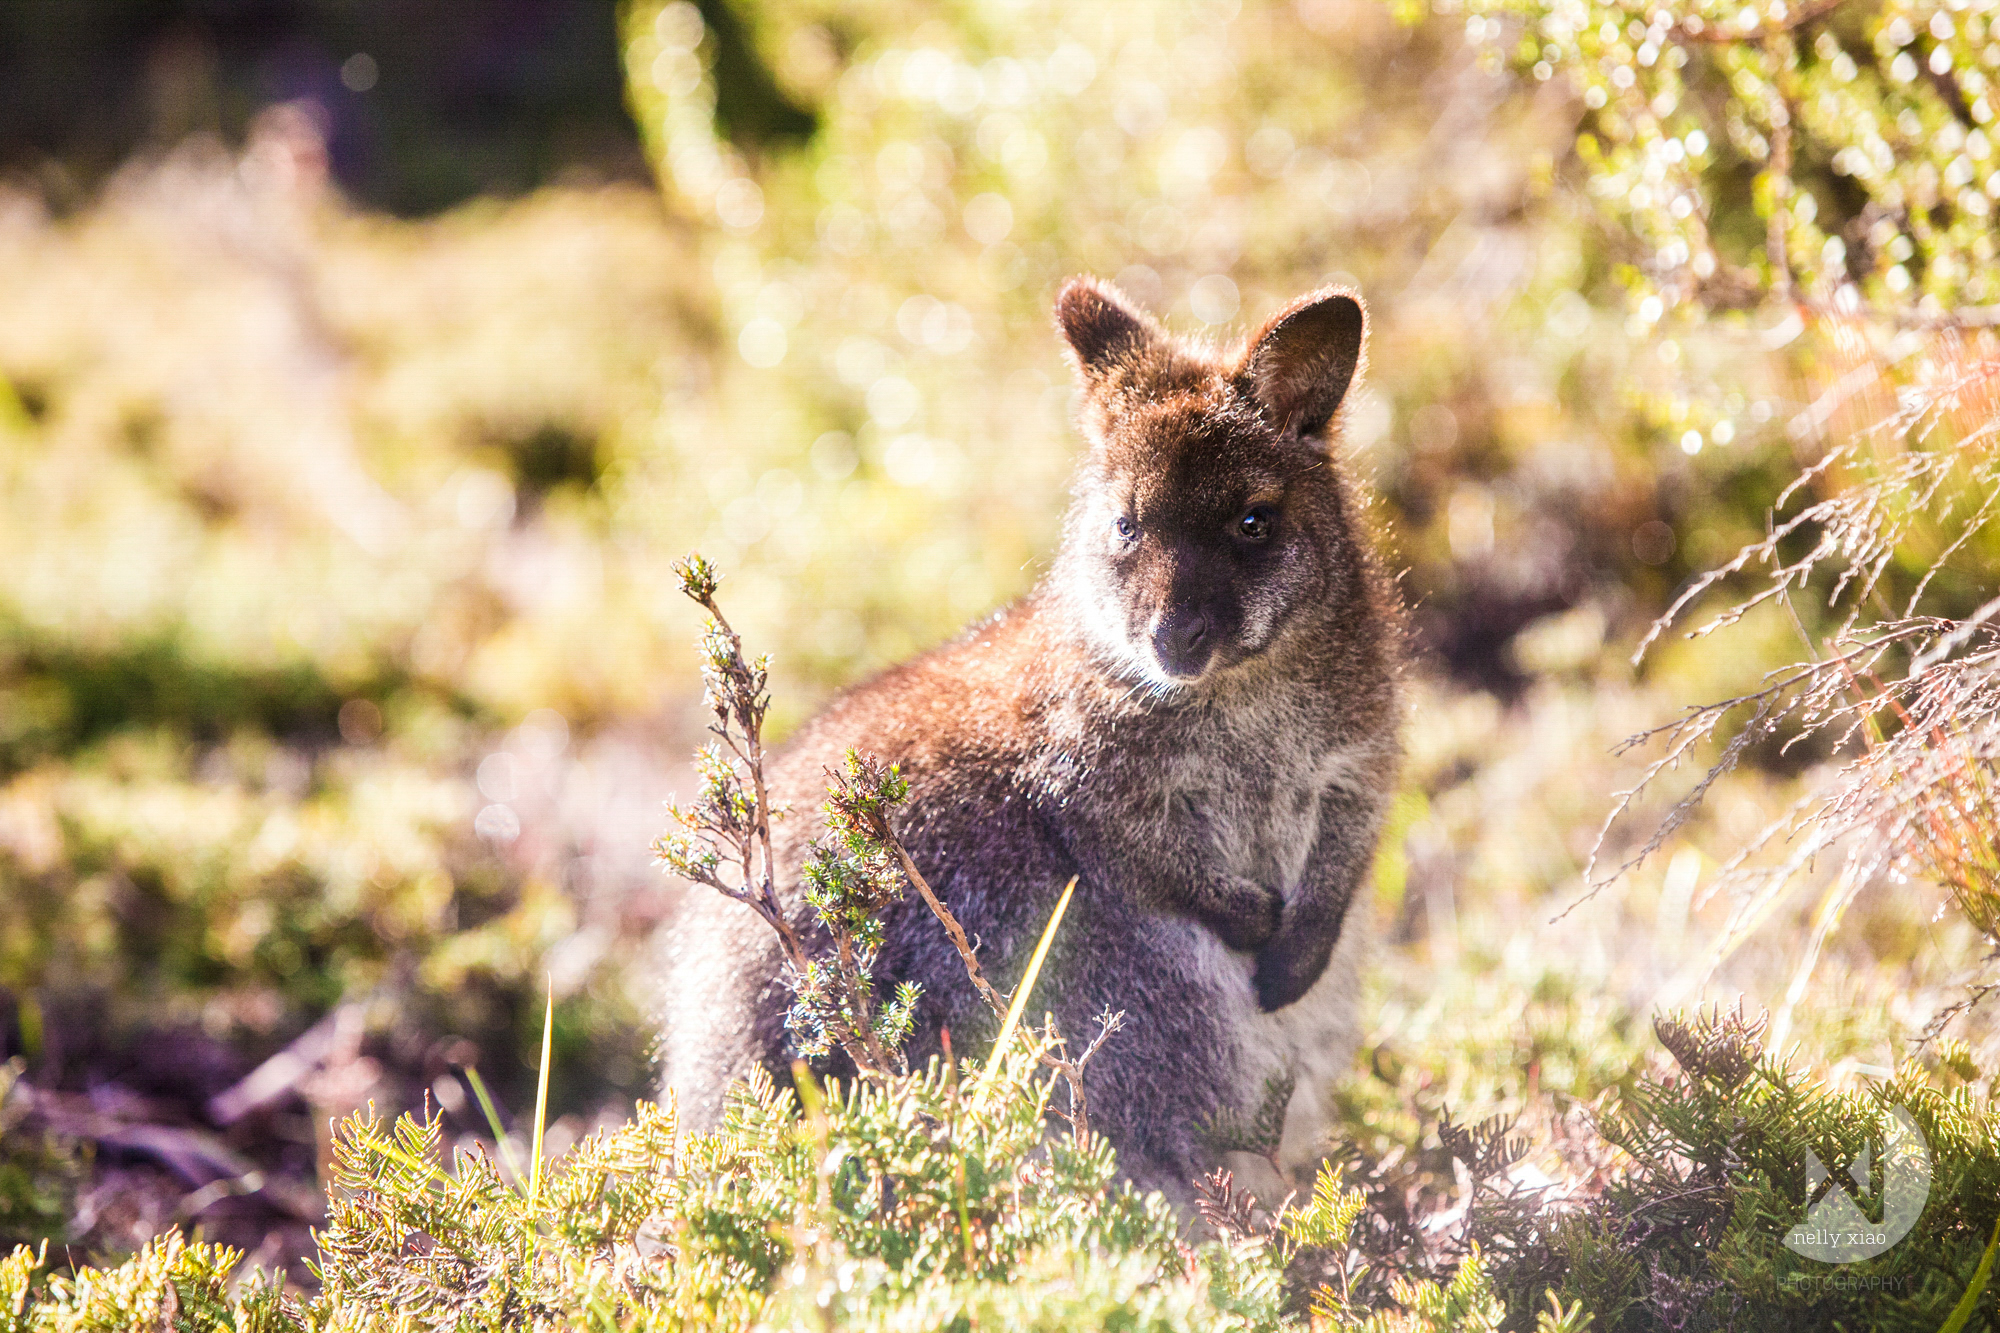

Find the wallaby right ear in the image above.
[
  {"left": 1055, "top": 277, "right": 1157, "bottom": 383},
  {"left": 1237, "top": 288, "right": 1365, "bottom": 440}
]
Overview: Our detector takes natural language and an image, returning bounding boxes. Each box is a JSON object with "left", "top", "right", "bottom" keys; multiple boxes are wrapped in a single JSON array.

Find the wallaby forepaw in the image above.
[
  {"left": 1206, "top": 881, "right": 1283, "bottom": 952},
  {"left": 1253, "top": 934, "right": 1333, "bottom": 1011}
]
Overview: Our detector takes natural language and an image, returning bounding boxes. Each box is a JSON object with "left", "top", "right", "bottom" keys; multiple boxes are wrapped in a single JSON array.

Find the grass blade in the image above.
[
  {"left": 461, "top": 1065, "right": 527, "bottom": 1188},
  {"left": 1937, "top": 1214, "right": 2000, "bottom": 1333},
  {"left": 979, "top": 875, "right": 1077, "bottom": 1093},
  {"left": 529, "top": 974, "right": 555, "bottom": 1207}
]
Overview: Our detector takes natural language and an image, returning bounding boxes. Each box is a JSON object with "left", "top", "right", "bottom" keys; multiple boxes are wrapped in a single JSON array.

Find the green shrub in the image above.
[
  {"left": 3, "top": 1002, "right": 1995, "bottom": 1329},
  {"left": 1473, "top": 1009, "right": 2000, "bottom": 1331},
  {"left": 0, "top": 1050, "right": 1358, "bottom": 1331}
]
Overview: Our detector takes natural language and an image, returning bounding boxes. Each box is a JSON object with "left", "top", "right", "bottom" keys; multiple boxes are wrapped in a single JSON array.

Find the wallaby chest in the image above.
[{"left": 1076, "top": 679, "right": 1355, "bottom": 899}]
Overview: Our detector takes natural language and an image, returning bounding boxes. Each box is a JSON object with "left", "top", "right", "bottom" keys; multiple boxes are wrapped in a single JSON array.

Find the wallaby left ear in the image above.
[
  {"left": 1236, "top": 288, "right": 1366, "bottom": 440},
  {"left": 1056, "top": 276, "right": 1159, "bottom": 384}
]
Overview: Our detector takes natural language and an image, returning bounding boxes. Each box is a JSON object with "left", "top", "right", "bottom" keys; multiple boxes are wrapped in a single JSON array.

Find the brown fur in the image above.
[{"left": 659, "top": 278, "right": 1404, "bottom": 1201}]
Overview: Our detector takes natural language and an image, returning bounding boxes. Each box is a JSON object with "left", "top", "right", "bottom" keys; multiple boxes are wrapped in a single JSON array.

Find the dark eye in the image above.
[
  {"left": 1237, "top": 507, "right": 1275, "bottom": 542},
  {"left": 1115, "top": 515, "right": 1137, "bottom": 541}
]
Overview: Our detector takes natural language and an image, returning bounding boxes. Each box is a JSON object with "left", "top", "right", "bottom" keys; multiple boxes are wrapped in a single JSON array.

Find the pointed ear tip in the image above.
[
  {"left": 1055, "top": 275, "right": 1129, "bottom": 317},
  {"left": 1300, "top": 285, "right": 1367, "bottom": 325}
]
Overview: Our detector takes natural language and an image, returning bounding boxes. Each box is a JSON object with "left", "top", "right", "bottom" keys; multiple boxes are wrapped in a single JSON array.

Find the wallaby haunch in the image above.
[{"left": 660, "top": 277, "right": 1404, "bottom": 1200}]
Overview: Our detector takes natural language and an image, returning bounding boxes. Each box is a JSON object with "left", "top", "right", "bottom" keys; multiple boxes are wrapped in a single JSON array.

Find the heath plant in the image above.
[
  {"left": 1445, "top": 0, "right": 2000, "bottom": 1036},
  {"left": 653, "top": 554, "right": 1122, "bottom": 1137}
]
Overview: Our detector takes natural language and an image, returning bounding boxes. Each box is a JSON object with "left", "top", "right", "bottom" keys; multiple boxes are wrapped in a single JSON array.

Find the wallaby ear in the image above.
[
  {"left": 1055, "top": 277, "right": 1158, "bottom": 383},
  {"left": 1237, "top": 288, "right": 1366, "bottom": 440}
]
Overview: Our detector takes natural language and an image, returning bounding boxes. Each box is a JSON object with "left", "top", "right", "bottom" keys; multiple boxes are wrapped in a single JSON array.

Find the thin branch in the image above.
[
  {"left": 658, "top": 555, "right": 895, "bottom": 1079},
  {"left": 1672, "top": 0, "right": 1846, "bottom": 46},
  {"left": 887, "top": 843, "right": 1009, "bottom": 1019}
]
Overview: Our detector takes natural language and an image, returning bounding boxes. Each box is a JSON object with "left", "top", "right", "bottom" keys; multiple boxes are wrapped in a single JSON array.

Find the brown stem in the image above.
[
  {"left": 732, "top": 826, "right": 808, "bottom": 966},
  {"left": 884, "top": 834, "right": 1104, "bottom": 1141},
  {"left": 1057, "top": 1060, "right": 1090, "bottom": 1143},
  {"left": 888, "top": 844, "right": 1010, "bottom": 1020},
  {"left": 835, "top": 930, "right": 894, "bottom": 1074}
]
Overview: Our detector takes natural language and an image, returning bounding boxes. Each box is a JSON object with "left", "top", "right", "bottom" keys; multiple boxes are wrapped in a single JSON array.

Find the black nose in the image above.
[{"left": 1152, "top": 612, "right": 1212, "bottom": 679}]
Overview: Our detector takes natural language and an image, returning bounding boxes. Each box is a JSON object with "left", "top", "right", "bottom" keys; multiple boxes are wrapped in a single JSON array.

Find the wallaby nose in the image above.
[{"left": 1151, "top": 611, "right": 1213, "bottom": 679}]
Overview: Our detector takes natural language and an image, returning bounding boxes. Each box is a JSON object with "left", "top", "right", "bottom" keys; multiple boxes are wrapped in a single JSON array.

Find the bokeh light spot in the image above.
[
  {"left": 714, "top": 178, "right": 765, "bottom": 230},
  {"left": 1189, "top": 274, "right": 1240, "bottom": 324},
  {"left": 1631, "top": 520, "right": 1677, "bottom": 565},
  {"left": 867, "top": 375, "right": 921, "bottom": 427},
  {"left": 475, "top": 804, "right": 521, "bottom": 843},
  {"left": 963, "top": 193, "right": 1014, "bottom": 245},
  {"left": 340, "top": 53, "right": 379, "bottom": 92},
  {"left": 738, "top": 318, "right": 787, "bottom": 367}
]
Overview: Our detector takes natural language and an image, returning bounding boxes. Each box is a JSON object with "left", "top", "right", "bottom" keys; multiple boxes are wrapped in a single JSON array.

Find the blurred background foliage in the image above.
[
  {"left": 0, "top": 0, "right": 651, "bottom": 214},
  {"left": 0, "top": 0, "right": 1994, "bottom": 1293}
]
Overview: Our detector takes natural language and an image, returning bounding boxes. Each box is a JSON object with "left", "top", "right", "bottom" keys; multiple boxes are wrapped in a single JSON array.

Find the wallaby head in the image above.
[{"left": 1052, "top": 277, "right": 1371, "bottom": 689}]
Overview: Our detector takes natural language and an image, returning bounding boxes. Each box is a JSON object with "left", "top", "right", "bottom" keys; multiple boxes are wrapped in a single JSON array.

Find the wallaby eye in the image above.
[
  {"left": 1237, "top": 507, "right": 1275, "bottom": 542},
  {"left": 1115, "top": 515, "right": 1137, "bottom": 541}
]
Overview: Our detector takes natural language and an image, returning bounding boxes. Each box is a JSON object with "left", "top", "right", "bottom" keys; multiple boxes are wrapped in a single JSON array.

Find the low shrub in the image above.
[{"left": 0, "top": 1005, "right": 1993, "bottom": 1329}]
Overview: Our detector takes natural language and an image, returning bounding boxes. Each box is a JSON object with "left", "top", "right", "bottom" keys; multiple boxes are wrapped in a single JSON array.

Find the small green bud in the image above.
[{"left": 673, "top": 551, "right": 721, "bottom": 602}]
